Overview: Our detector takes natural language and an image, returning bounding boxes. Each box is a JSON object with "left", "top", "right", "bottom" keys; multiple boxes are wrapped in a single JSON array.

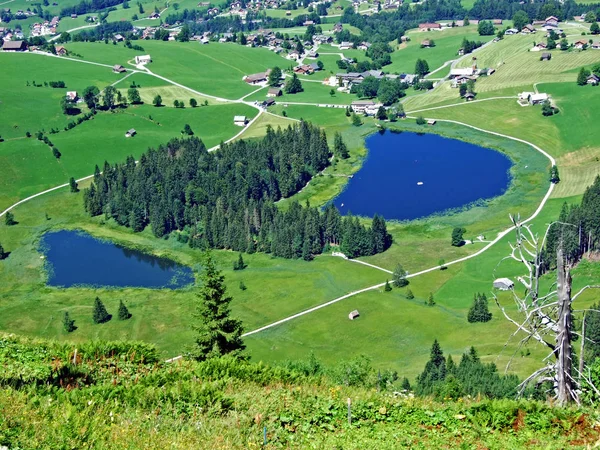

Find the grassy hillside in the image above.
[{"left": 2, "top": 333, "right": 599, "bottom": 449}]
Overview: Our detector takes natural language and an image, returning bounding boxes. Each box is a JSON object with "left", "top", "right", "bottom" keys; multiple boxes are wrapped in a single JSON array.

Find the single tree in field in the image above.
[
  {"left": 173, "top": 100, "right": 180, "bottom": 108},
  {"left": 549, "top": 165, "right": 560, "bottom": 183},
  {"left": 384, "top": 279, "right": 392, "bottom": 292},
  {"left": 182, "top": 124, "right": 193, "bottom": 135},
  {"left": 103, "top": 85, "right": 117, "bottom": 109},
  {"left": 438, "top": 258, "right": 446, "bottom": 270},
  {"left": 415, "top": 58, "right": 430, "bottom": 76},
  {"left": 393, "top": 263, "right": 408, "bottom": 287},
  {"left": 329, "top": 88, "right": 335, "bottom": 97},
  {"left": 467, "top": 292, "right": 492, "bottom": 323},
  {"left": 427, "top": 292, "right": 435, "bottom": 306},
  {"left": 5, "top": 211, "right": 16, "bottom": 226},
  {"left": 127, "top": 87, "right": 141, "bottom": 104},
  {"left": 63, "top": 311, "right": 76, "bottom": 332},
  {"left": 82, "top": 85, "right": 99, "bottom": 109},
  {"left": 284, "top": 73, "right": 303, "bottom": 94},
  {"left": 69, "top": 177, "right": 78, "bottom": 193},
  {"left": 233, "top": 253, "right": 246, "bottom": 270},
  {"left": 239, "top": 280, "right": 247, "bottom": 291},
  {"left": 375, "top": 106, "right": 387, "bottom": 120},
  {"left": 189, "top": 98, "right": 197, "bottom": 107},
  {"left": 93, "top": 297, "right": 111, "bottom": 324},
  {"left": 118, "top": 300, "right": 131, "bottom": 320},
  {"left": 153, "top": 94, "right": 163, "bottom": 107},
  {"left": 190, "top": 252, "right": 245, "bottom": 361},
  {"left": 591, "top": 22, "right": 600, "bottom": 35},
  {"left": 416, "top": 116, "right": 426, "bottom": 125},
  {"left": 406, "top": 288, "right": 414, "bottom": 299},
  {"left": 0, "top": 242, "right": 7, "bottom": 260},
  {"left": 451, "top": 227, "right": 465, "bottom": 246},
  {"left": 459, "top": 83, "right": 467, "bottom": 98},
  {"left": 268, "top": 66, "right": 282, "bottom": 86},
  {"left": 577, "top": 67, "right": 590, "bottom": 86},
  {"left": 351, "top": 113, "right": 362, "bottom": 126}
]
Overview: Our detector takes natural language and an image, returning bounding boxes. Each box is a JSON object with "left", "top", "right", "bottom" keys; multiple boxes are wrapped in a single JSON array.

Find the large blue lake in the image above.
[
  {"left": 41, "top": 230, "right": 194, "bottom": 288},
  {"left": 333, "top": 131, "right": 512, "bottom": 221}
]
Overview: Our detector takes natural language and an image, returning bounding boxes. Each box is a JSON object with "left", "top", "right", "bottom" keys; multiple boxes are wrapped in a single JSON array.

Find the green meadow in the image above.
[
  {"left": 64, "top": 40, "right": 290, "bottom": 98},
  {"left": 1, "top": 24, "right": 600, "bottom": 383},
  {"left": 388, "top": 26, "right": 495, "bottom": 75}
]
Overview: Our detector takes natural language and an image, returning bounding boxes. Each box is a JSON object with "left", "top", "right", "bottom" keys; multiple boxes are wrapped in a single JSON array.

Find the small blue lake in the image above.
[
  {"left": 41, "top": 230, "right": 194, "bottom": 289},
  {"left": 332, "top": 131, "right": 513, "bottom": 221}
]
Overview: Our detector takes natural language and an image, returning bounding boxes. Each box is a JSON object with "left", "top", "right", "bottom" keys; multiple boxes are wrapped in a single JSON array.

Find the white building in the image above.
[{"left": 135, "top": 55, "right": 152, "bottom": 65}]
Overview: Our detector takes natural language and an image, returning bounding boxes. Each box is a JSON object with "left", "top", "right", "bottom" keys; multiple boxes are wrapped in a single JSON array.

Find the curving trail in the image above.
[{"left": 241, "top": 118, "right": 556, "bottom": 337}]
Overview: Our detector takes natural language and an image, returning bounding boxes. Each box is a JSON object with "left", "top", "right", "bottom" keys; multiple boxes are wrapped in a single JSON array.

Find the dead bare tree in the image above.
[{"left": 493, "top": 215, "right": 600, "bottom": 405}]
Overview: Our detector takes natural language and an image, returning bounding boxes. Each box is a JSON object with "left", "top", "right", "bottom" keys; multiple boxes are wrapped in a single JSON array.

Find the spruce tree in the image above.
[
  {"left": 118, "top": 300, "right": 131, "bottom": 320},
  {"left": 384, "top": 279, "right": 392, "bottom": 291},
  {"left": 190, "top": 252, "right": 245, "bottom": 361},
  {"left": 69, "top": 177, "right": 78, "bottom": 193},
  {"left": 233, "top": 253, "right": 246, "bottom": 270},
  {"left": 92, "top": 297, "right": 110, "bottom": 324},
  {"left": 5, "top": 212, "right": 16, "bottom": 226},
  {"left": 577, "top": 67, "right": 590, "bottom": 85},
  {"left": 427, "top": 292, "right": 435, "bottom": 307},
  {"left": 63, "top": 311, "right": 76, "bottom": 332},
  {"left": 401, "top": 377, "right": 411, "bottom": 391}
]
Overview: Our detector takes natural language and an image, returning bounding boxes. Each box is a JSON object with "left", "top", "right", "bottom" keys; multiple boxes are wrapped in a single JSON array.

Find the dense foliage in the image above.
[
  {"left": 60, "top": 0, "right": 125, "bottom": 17},
  {"left": 83, "top": 126, "right": 391, "bottom": 260},
  {"left": 3, "top": 334, "right": 600, "bottom": 448},
  {"left": 415, "top": 340, "right": 520, "bottom": 399}
]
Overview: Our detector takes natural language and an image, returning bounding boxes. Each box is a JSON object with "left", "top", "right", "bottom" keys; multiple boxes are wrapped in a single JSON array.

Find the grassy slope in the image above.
[
  {"left": 388, "top": 26, "right": 495, "bottom": 75},
  {"left": 0, "top": 52, "right": 121, "bottom": 140},
  {"left": 64, "top": 40, "right": 291, "bottom": 98},
  {"left": 0, "top": 102, "right": 257, "bottom": 210},
  {"left": 0, "top": 157, "right": 385, "bottom": 359},
  {"left": 246, "top": 194, "right": 598, "bottom": 380}
]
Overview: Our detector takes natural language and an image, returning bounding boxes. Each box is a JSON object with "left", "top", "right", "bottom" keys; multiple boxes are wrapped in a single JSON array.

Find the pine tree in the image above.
[
  {"left": 467, "top": 293, "right": 492, "bottom": 323},
  {"left": 406, "top": 288, "right": 414, "bottom": 299},
  {"left": 190, "top": 252, "right": 245, "bottom": 361},
  {"left": 63, "top": 311, "right": 76, "bottom": 332},
  {"left": 427, "top": 292, "right": 435, "bottom": 306},
  {"left": 549, "top": 165, "right": 560, "bottom": 183},
  {"left": 118, "top": 300, "right": 131, "bottom": 320},
  {"left": 69, "top": 177, "right": 78, "bottom": 193},
  {"left": 577, "top": 67, "right": 590, "bottom": 85},
  {"left": 5, "top": 211, "right": 16, "bottom": 226},
  {"left": 401, "top": 377, "right": 411, "bottom": 391},
  {"left": 284, "top": 73, "right": 303, "bottom": 94},
  {"left": 92, "top": 297, "right": 110, "bottom": 324},
  {"left": 333, "top": 132, "right": 349, "bottom": 159},
  {"left": 384, "top": 279, "right": 392, "bottom": 291},
  {"left": 233, "top": 253, "right": 246, "bottom": 270}
]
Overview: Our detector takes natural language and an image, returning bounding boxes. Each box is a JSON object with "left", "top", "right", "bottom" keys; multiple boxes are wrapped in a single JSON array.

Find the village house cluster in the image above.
[{"left": 31, "top": 16, "right": 60, "bottom": 37}]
